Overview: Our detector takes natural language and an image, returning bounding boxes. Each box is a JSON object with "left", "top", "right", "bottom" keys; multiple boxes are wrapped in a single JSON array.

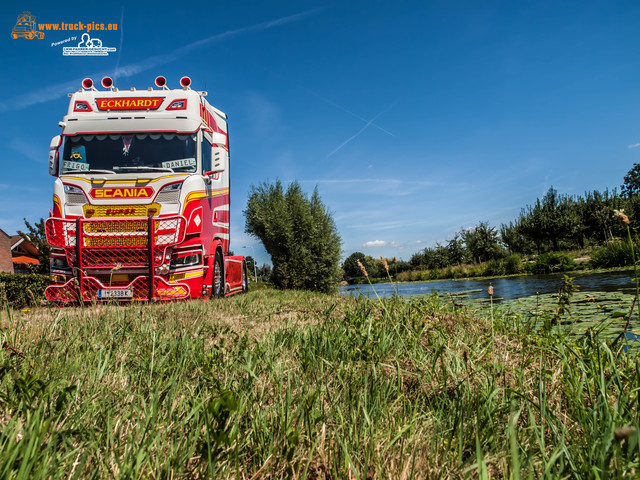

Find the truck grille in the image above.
[
  {"left": 83, "top": 204, "right": 160, "bottom": 218},
  {"left": 45, "top": 216, "right": 186, "bottom": 269}
]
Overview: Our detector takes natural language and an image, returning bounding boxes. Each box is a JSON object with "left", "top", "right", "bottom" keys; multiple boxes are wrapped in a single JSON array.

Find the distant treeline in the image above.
[
  {"left": 343, "top": 179, "right": 640, "bottom": 282},
  {"left": 501, "top": 187, "right": 637, "bottom": 254}
]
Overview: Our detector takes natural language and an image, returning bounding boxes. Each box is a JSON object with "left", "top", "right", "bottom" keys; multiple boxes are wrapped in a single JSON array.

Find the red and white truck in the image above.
[{"left": 45, "top": 75, "right": 247, "bottom": 302}]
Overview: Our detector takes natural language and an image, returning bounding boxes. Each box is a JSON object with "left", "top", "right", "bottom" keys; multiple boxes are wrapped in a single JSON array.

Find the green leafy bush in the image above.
[
  {"left": 0, "top": 273, "right": 49, "bottom": 308},
  {"left": 590, "top": 242, "right": 635, "bottom": 268},
  {"left": 245, "top": 180, "right": 342, "bottom": 293},
  {"left": 483, "top": 259, "right": 505, "bottom": 277},
  {"left": 529, "top": 252, "right": 576, "bottom": 274},
  {"left": 504, "top": 254, "right": 523, "bottom": 275}
]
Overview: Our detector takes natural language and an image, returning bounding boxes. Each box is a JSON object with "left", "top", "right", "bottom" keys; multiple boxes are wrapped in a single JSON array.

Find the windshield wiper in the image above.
[
  {"left": 65, "top": 169, "right": 116, "bottom": 174},
  {"left": 113, "top": 166, "right": 174, "bottom": 173}
]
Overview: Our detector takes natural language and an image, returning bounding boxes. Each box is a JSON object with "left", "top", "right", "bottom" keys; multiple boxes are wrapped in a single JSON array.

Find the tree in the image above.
[
  {"left": 447, "top": 234, "right": 466, "bottom": 265},
  {"left": 343, "top": 252, "right": 366, "bottom": 280},
  {"left": 244, "top": 256, "right": 257, "bottom": 281},
  {"left": 256, "top": 263, "right": 272, "bottom": 282},
  {"left": 244, "top": 180, "right": 342, "bottom": 293},
  {"left": 500, "top": 221, "right": 528, "bottom": 255},
  {"left": 18, "top": 218, "right": 50, "bottom": 274},
  {"left": 461, "top": 221, "right": 504, "bottom": 264},
  {"left": 342, "top": 252, "right": 382, "bottom": 281},
  {"left": 622, "top": 163, "right": 640, "bottom": 198}
]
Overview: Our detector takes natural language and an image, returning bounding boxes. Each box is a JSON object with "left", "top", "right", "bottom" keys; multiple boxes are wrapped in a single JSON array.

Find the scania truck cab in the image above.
[{"left": 45, "top": 75, "right": 247, "bottom": 302}]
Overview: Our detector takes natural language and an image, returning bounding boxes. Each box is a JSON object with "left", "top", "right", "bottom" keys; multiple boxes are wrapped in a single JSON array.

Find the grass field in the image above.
[{"left": 1, "top": 288, "right": 639, "bottom": 478}]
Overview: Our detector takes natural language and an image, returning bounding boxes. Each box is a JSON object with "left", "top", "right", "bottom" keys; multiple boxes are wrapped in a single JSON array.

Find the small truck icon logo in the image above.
[{"left": 11, "top": 12, "right": 44, "bottom": 40}]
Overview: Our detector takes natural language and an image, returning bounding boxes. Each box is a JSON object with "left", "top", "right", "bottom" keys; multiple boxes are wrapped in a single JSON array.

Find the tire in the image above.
[
  {"left": 242, "top": 261, "right": 249, "bottom": 293},
  {"left": 211, "top": 250, "right": 224, "bottom": 298}
]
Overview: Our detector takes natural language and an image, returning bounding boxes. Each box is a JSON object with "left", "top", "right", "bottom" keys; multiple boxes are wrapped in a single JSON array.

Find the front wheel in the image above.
[{"left": 211, "top": 251, "right": 224, "bottom": 298}]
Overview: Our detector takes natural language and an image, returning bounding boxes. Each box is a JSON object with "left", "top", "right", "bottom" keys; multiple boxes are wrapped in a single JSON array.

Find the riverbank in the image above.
[
  {"left": 347, "top": 263, "right": 635, "bottom": 287},
  {"left": 346, "top": 244, "right": 638, "bottom": 286},
  {"left": 1, "top": 288, "right": 638, "bottom": 477},
  {"left": 343, "top": 267, "right": 637, "bottom": 299}
]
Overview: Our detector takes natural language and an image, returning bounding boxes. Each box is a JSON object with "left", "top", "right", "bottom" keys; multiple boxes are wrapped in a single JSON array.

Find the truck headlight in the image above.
[
  {"left": 64, "top": 184, "right": 88, "bottom": 205},
  {"left": 51, "top": 256, "right": 71, "bottom": 271},
  {"left": 170, "top": 254, "right": 201, "bottom": 268},
  {"left": 156, "top": 182, "right": 182, "bottom": 204}
]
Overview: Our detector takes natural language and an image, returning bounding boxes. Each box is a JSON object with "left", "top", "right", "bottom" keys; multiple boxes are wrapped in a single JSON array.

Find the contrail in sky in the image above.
[
  {"left": 0, "top": 8, "right": 323, "bottom": 113},
  {"left": 113, "top": 6, "right": 124, "bottom": 78},
  {"left": 303, "top": 89, "right": 395, "bottom": 138},
  {"left": 325, "top": 109, "right": 387, "bottom": 159},
  {"left": 245, "top": 60, "right": 395, "bottom": 138}
]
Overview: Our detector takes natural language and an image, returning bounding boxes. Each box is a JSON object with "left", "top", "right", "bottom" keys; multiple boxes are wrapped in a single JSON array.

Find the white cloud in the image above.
[
  {"left": 363, "top": 240, "right": 387, "bottom": 247},
  {"left": 629, "top": 143, "right": 640, "bottom": 149},
  {"left": 363, "top": 240, "right": 402, "bottom": 248}
]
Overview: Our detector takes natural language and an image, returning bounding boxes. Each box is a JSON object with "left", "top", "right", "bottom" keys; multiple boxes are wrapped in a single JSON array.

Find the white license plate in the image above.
[{"left": 98, "top": 289, "right": 132, "bottom": 299}]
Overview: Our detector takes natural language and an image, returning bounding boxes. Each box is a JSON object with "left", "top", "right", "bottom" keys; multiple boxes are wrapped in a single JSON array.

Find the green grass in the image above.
[{"left": 1, "top": 288, "right": 639, "bottom": 478}]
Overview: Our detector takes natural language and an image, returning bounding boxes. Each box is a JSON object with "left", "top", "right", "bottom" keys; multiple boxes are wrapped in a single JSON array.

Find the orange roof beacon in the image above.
[{"left": 45, "top": 76, "right": 248, "bottom": 303}]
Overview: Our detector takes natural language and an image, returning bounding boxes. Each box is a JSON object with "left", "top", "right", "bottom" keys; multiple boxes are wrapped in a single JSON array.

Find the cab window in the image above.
[{"left": 202, "top": 137, "right": 212, "bottom": 173}]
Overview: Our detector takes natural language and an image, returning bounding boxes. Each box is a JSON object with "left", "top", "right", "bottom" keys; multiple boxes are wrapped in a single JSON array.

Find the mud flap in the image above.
[{"left": 223, "top": 255, "right": 245, "bottom": 297}]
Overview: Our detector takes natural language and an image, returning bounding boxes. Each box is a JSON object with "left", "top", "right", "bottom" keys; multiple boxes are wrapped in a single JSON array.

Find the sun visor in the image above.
[{"left": 61, "top": 117, "right": 201, "bottom": 136}]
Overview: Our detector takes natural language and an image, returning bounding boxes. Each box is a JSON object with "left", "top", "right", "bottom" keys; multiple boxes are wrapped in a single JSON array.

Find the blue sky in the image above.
[{"left": 2, "top": 1, "right": 640, "bottom": 265}]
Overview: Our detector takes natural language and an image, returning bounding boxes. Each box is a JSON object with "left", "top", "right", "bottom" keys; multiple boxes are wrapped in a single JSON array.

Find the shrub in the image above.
[
  {"left": 0, "top": 273, "right": 49, "bottom": 308},
  {"left": 529, "top": 252, "right": 576, "bottom": 274},
  {"left": 504, "top": 254, "right": 523, "bottom": 275},
  {"left": 244, "top": 181, "right": 342, "bottom": 293},
  {"left": 590, "top": 242, "right": 635, "bottom": 268},
  {"left": 483, "top": 259, "right": 505, "bottom": 277}
]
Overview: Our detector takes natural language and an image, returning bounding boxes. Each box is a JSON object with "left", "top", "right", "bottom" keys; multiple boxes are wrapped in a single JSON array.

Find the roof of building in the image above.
[
  {"left": 12, "top": 255, "right": 39, "bottom": 265},
  {"left": 10, "top": 235, "right": 39, "bottom": 256}
]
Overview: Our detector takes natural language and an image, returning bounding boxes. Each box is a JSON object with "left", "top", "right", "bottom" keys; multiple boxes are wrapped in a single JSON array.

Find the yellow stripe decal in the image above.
[
  {"left": 60, "top": 174, "right": 186, "bottom": 184},
  {"left": 184, "top": 188, "right": 229, "bottom": 203},
  {"left": 182, "top": 188, "right": 229, "bottom": 213}
]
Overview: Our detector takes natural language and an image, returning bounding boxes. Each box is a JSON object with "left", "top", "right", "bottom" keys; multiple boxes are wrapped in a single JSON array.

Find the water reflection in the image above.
[{"left": 339, "top": 270, "right": 635, "bottom": 301}]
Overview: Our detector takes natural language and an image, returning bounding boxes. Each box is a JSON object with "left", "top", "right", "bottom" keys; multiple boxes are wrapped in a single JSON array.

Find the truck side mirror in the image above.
[
  {"left": 48, "top": 135, "right": 61, "bottom": 177},
  {"left": 206, "top": 146, "right": 227, "bottom": 175}
]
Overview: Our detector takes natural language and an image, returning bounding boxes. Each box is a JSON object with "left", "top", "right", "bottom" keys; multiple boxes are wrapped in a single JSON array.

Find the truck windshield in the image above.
[{"left": 60, "top": 133, "right": 197, "bottom": 174}]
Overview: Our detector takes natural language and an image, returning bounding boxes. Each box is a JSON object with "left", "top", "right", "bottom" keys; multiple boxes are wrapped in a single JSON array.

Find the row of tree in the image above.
[
  {"left": 501, "top": 188, "right": 639, "bottom": 254},
  {"left": 343, "top": 168, "right": 640, "bottom": 278},
  {"left": 19, "top": 164, "right": 640, "bottom": 292},
  {"left": 252, "top": 164, "right": 640, "bottom": 286}
]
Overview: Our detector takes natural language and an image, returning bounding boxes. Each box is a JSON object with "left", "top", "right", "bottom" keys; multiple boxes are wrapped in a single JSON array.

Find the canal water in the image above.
[{"left": 339, "top": 269, "right": 636, "bottom": 301}]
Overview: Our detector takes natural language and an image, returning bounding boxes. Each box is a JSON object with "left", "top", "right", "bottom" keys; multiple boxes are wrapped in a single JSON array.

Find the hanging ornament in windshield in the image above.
[{"left": 122, "top": 135, "right": 133, "bottom": 156}]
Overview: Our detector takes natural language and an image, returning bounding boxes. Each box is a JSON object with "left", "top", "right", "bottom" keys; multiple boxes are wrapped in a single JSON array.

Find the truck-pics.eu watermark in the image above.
[
  {"left": 11, "top": 11, "right": 117, "bottom": 56},
  {"left": 63, "top": 33, "right": 116, "bottom": 56}
]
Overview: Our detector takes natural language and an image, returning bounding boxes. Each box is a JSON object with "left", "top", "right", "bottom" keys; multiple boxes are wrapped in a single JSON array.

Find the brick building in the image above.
[
  {"left": 0, "top": 229, "right": 13, "bottom": 272},
  {"left": 0, "top": 229, "right": 41, "bottom": 274},
  {"left": 11, "top": 235, "right": 40, "bottom": 274}
]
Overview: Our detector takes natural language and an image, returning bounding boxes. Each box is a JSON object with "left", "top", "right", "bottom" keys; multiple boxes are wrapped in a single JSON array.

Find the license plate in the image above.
[{"left": 98, "top": 289, "right": 132, "bottom": 299}]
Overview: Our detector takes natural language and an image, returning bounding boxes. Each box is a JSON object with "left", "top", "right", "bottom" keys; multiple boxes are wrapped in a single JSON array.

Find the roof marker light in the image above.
[
  {"left": 155, "top": 76, "right": 168, "bottom": 89},
  {"left": 73, "top": 101, "right": 92, "bottom": 112},
  {"left": 167, "top": 99, "right": 187, "bottom": 110},
  {"left": 82, "top": 78, "right": 93, "bottom": 89},
  {"left": 101, "top": 76, "right": 113, "bottom": 89},
  {"left": 180, "top": 76, "right": 191, "bottom": 89}
]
